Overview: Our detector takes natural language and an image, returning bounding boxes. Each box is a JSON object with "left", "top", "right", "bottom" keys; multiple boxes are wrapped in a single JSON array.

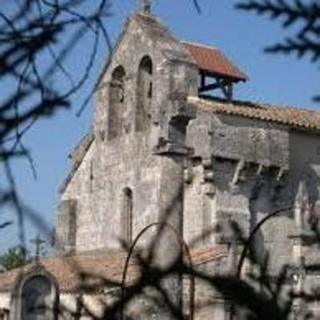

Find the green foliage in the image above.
[{"left": 0, "top": 245, "right": 29, "bottom": 272}]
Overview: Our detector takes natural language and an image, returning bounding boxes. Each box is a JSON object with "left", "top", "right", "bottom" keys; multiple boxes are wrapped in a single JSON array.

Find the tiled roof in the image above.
[
  {"left": 183, "top": 42, "right": 248, "bottom": 81},
  {"left": 0, "top": 247, "right": 225, "bottom": 294},
  {"left": 190, "top": 246, "right": 224, "bottom": 265},
  {"left": 189, "top": 96, "right": 320, "bottom": 132}
]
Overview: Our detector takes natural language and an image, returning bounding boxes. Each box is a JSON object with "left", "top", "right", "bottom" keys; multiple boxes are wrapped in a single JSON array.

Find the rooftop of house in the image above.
[
  {"left": 190, "top": 96, "right": 320, "bottom": 132},
  {"left": 0, "top": 246, "right": 226, "bottom": 294},
  {"left": 183, "top": 41, "right": 248, "bottom": 82}
]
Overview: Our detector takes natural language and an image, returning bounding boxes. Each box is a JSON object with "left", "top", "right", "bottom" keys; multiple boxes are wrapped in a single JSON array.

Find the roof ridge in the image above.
[
  {"left": 188, "top": 96, "right": 320, "bottom": 132},
  {"left": 195, "top": 95, "right": 319, "bottom": 113},
  {"left": 181, "top": 40, "right": 219, "bottom": 51}
]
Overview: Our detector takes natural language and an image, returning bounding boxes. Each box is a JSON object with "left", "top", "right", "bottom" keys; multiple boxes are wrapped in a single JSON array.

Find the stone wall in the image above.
[
  {"left": 56, "top": 13, "right": 198, "bottom": 255},
  {"left": 184, "top": 107, "right": 320, "bottom": 277},
  {"left": 55, "top": 11, "right": 320, "bottom": 280},
  {"left": 52, "top": 9, "right": 320, "bottom": 320}
]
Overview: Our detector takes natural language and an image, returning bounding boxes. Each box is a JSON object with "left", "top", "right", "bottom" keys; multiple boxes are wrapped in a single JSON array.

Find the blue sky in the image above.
[{"left": 2, "top": 0, "right": 318, "bottom": 255}]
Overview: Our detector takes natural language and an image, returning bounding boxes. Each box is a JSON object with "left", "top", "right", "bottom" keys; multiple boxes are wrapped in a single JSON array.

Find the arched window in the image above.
[
  {"left": 21, "top": 276, "right": 51, "bottom": 320},
  {"left": 136, "top": 56, "right": 153, "bottom": 132},
  {"left": 122, "top": 187, "right": 133, "bottom": 244},
  {"left": 12, "top": 273, "right": 58, "bottom": 320},
  {"left": 109, "top": 66, "right": 126, "bottom": 140}
]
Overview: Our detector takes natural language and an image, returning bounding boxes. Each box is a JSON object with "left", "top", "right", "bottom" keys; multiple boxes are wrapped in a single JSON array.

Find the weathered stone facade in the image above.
[
  {"left": 54, "top": 9, "right": 320, "bottom": 319},
  {"left": 57, "top": 12, "right": 199, "bottom": 256},
  {"left": 0, "top": 7, "right": 320, "bottom": 320}
]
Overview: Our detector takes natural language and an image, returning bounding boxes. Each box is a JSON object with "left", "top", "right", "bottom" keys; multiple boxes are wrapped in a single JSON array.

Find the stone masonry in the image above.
[
  {"left": 53, "top": 8, "right": 320, "bottom": 319},
  {"left": 0, "top": 5, "right": 320, "bottom": 320}
]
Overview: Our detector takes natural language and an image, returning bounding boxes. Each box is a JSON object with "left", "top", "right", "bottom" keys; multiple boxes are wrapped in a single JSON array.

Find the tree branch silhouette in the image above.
[
  {"left": 236, "top": 0, "right": 320, "bottom": 101},
  {"left": 0, "top": 0, "right": 112, "bottom": 247}
]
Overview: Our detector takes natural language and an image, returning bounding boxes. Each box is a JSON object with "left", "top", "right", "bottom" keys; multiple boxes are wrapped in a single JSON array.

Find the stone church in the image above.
[{"left": 0, "top": 2, "right": 320, "bottom": 320}]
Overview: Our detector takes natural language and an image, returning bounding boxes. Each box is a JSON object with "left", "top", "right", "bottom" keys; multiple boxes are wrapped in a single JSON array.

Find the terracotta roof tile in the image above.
[
  {"left": 188, "top": 246, "right": 225, "bottom": 265},
  {"left": 183, "top": 42, "right": 248, "bottom": 81},
  {"left": 0, "top": 247, "right": 226, "bottom": 294},
  {"left": 189, "top": 96, "right": 320, "bottom": 132}
]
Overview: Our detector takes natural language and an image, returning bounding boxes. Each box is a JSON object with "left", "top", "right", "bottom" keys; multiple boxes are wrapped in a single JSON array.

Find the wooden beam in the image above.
[
  {"left": 200, "top": 72, "right": 206, "bottom": 88},
  {"left": 199, "top": 77, "right": 229, "bottom": 92},
  {"left": 219, "top": 80, "right": 229, "bottom": 98},
  {"left": 217, "top": 79, "right": 233, "bottom": 100},
  {"left": 199, "top": 82, "right": 221, "bottom": 93},
  {"left": 226, "top": 83, "right": 233, "bottom": 100},
  {"left": 199, "top": 75, "right": 234, "bottom": 100}
]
